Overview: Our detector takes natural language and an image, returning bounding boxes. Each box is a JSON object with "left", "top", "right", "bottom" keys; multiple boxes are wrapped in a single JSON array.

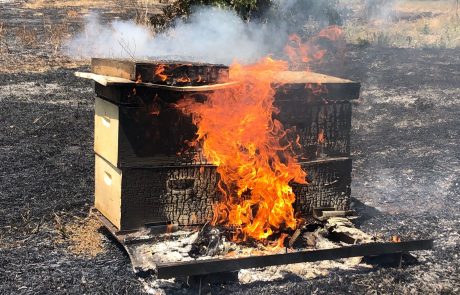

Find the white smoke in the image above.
[{"left": 64, "top": 7, "right": 289, "bottom": 65}]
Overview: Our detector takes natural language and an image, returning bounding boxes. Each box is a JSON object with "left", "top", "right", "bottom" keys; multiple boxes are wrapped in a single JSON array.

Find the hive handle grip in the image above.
[
  {"left": 101, "top": 115, "right": 111, "bottom": 127},
  {"left": 104, "top": 171, "right": 112, "bottom": 186},
  {"left": 167, "top": 178, "right": 195, "bottom": 192}
]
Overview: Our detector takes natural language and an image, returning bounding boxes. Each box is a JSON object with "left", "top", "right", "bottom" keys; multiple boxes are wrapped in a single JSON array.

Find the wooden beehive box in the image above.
[
  {"left": 95, "top": 155, "right": 352, "bottom": 229},
  {"left": 85, "top": 58, "right": 360, "bottom": 231},
  {"left": 95, "top": 154, "right": 220, "bottom": 229}
]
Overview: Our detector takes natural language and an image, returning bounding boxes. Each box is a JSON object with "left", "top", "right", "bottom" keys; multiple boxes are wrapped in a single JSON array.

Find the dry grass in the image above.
[
  {"left": 45, "top": 23, "right": 71, "bottom": 54},
  {"left": 24, "top": 0, "right": 114, "bottom": 9},
  {"left": 15, "top": 25, "right": 39, "bottom": 48},
  {"left": 0, "top": 22, "right": 7, "bottom": 53},
  {"left": 395, "top": 0, "right": 455, "bottom": 13},
  {"left": 54, "top": 213, "right": 106, "bottom": 258},
  {"left": 344, "top": 0, "right": 460, "bottom": 48},
  {"left": 23, "top": 0, "right": 163, "bottom": 10}
]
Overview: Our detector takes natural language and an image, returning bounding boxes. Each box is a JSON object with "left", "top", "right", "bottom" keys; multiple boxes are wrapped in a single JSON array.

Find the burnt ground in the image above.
[
  {"left": 0, "top": 45, "right": 459, "bottom": 294},
  {"left": 0, "top": 2, "right": 459, "bottom": 293}
]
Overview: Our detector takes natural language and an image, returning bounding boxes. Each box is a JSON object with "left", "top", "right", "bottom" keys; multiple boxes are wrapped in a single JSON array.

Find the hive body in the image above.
[{"left": 91, "top": 58, "right": 360, "bottom": 230}]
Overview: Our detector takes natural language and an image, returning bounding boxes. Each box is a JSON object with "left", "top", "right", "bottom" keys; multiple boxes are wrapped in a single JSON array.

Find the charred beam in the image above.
[{"left": 156, "top": 239, "right": 433, "bottom": 279}]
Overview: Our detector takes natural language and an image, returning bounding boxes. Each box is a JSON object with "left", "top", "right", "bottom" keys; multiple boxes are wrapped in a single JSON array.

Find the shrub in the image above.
[{"left": 151, "top": 0, "right": 341, "bottom": 33}]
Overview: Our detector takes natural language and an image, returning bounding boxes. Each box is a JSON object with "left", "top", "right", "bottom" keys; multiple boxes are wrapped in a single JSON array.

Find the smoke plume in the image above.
[{"left": 64, "top": 7, "right": 290, "bottom": 65}]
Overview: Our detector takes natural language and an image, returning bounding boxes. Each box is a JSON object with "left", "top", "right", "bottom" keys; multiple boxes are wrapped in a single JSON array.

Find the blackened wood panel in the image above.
[
  {"left": 120, "top": 165, "right": 220, "bottom": 229},
  {"left": 95, "top": 83, "right": 210, "bottom": 105},
  {"left": 275, "top": 101, "right": 352, "bottom": 160},
  {"left": 116, "top": 99, "right": 208, "bottom": 167},
  {"left": 95, "top": 95, "right": 351, "bottom": 167},
  {"left": 95, "top": 83, "right": 138, "bottom": 105},
  {"left": 293, "top": 157, "right": 352, "bottom": 215},
  {"left": 91, "top": 58, "right": 229, "bottom": 86}
]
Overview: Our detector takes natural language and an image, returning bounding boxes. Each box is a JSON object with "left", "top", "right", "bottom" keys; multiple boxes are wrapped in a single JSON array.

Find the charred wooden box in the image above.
[
  {"left": 89, "top": 59, "right": 360, "bottom": 231},
  {"left": 95, "top": 96, "right": 206, "bottom": 167},
  {"left": 95, "top": 155, "right": 219, "bottom": 229},
  {"left": 94, "top": 82, "right": 358, "bottom": 167},
  {"left": 95, "top": 155, "right": 351, "bottom": 229}
]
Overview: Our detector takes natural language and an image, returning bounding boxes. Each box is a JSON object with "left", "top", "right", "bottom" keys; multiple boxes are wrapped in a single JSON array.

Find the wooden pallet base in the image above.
[{"left": 93, "top": 208, "right": 433, "bottom": 280}]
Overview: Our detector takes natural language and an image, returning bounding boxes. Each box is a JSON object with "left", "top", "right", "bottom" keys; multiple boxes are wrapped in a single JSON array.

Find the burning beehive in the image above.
[
  {"left": 75, "top": 57, "right": 433, "bottom": 284},
  {"left": 83, "top": 57, "right": 360, "bottom": 233}
]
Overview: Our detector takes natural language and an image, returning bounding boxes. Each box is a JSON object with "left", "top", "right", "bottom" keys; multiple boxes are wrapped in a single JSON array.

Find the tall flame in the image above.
[
  {"left": 177, "top": 58, "right": 306, "bottom": 241},
  {"left": 176, "top": 26, "right": 344, "bottom": 242}
]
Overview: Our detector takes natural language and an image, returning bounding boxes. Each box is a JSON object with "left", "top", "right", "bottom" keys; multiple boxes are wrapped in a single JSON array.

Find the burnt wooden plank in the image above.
[
  {"left": 274, "top": 71, "right": 360, "bottom": 101},
  {"left": 156, "top": 239, "right": 434, "bottom": 278},
  {"left": 91, "top": 58, "right": 229, "bottom": 86},
  {"left": 121, "top": 164, "right": 221, "bottom": 229},
  {"left": 95, "top": 83, "right": 138, "bottom": 105},
  {"left": 293, "top": 157, "right": 352, "bottom": 214},
  {"left": 276, "top": 100, "right": 352, "bottom": 160},
  {"left": 95, "top": 83, "right": 212, "bottom": 105}
]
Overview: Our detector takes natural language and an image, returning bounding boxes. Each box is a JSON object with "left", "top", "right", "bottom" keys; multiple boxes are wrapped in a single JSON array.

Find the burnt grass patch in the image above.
[{"left": 1, "top": 46, "right": 459, "bottom": 294}]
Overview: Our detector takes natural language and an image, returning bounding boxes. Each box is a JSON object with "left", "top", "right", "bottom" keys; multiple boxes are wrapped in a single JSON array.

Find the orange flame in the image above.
[
  {"left": 154, "top": 64, "right": 168, "bottom": 81},
  {"left": 318, "top": 129, "right": 325, "bottom": 144},
  {"left": 176, "top": 26, "right": 344, "bottom": 243},
  {"left": 176, "top": 76, "right": 191, "bottom": 83},
  {"left": 177, "top": 57, "right": 307, "bottom": 241},
  {"left": 391, "top": 235, "right": 401, "bottom": 243},
  {"left": 284, "top": 26, "right": 344, "bottom": 69},
  {"left": 268, "top": 233, "right": 288, "bottom": 251}
]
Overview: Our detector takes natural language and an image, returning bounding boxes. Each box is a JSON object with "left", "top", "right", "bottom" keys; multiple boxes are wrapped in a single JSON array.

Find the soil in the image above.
[{"left": 1, "top": 1, "right": 459, "bottom": 294}]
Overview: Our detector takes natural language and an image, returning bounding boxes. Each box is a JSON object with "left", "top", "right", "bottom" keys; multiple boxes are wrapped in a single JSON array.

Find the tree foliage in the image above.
[
  {"left": 151, "top": 0, "right": 271, "bottom": 29},
  {"left": 151, "top": 0, "right": 341, "bottom": 33}
]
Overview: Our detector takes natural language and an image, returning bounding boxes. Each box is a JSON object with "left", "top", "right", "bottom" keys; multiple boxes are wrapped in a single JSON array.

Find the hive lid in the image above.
[
  {"left": 273, "top": 71, "right": 361, "bottom": 101},
  {"left": 91, "top": 58, "right": 230, "bottom": 86}
]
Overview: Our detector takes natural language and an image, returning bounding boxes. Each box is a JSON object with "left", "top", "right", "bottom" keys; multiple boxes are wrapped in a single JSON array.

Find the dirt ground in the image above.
[{"left": 1, "top": 1, "right": 459, "bottom": 294}]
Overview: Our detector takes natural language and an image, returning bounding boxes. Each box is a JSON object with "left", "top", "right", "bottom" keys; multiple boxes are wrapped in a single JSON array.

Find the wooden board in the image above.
[
  {"left": 75, "top": 72, "right": 134, "bottom": 86},
  {"left": 77, "top": 70, "right": 358, "bottom": 103},
  {"left": 274, "top": 71, "right": 360, "bottom": 101},
  {"left": 91, "top": 58, "right": 230, "bottom": 86},
  {"left": 275, "top": 100, "right": 352, "bottom": 160},
  {"left": 94, "top": 154, "right": 351, "bottom": 231},
  {"left": 95, "top": 98, "right": 120, "bottom": 166},
  {"left": 293, "top": 157, "right": 352, "bottom": 214},
  {"left": 95, "top": 154, "right": 122, "bottom": 229}
]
